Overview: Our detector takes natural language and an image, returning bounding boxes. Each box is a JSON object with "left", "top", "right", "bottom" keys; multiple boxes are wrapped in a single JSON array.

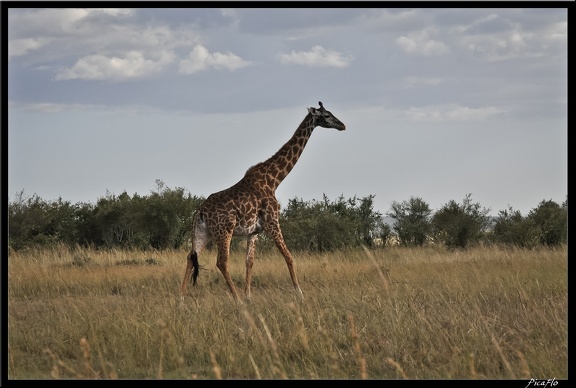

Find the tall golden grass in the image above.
[{"left": 7, "top": 244, "right": 567, "bottom": 379}]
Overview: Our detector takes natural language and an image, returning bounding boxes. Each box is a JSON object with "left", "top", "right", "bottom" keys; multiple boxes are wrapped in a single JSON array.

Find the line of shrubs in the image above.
[{"left": 7, "top": 181, "right": 567, "bottom": 251}]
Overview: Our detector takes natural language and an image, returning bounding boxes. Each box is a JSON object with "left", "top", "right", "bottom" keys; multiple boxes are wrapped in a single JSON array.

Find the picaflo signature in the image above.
[{"left": 525, "top": 378, "right": 558, "bottom": 388}]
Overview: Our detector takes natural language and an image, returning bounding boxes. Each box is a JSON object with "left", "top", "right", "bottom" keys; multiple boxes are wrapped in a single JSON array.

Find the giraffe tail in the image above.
[{"left": 191, "top": 251, "right": 200, "bottom": 285}]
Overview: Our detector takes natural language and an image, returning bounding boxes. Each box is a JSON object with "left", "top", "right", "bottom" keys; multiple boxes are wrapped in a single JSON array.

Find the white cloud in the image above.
[
  {"left": 278, "top": 45, "right": 353, "bottom": 68},
  {"left": 464, "top": 31, "right": 534, "bottom": 61},
  {"left": 444, "top": 105, "right": 505, "bottom": 121},
  {"left": 55, "top": 50, "right": 174, "bottom": 80},
  {"left": 8, "top": 38, "right": 52, "bottom": 58},
  {"left": 396, "top": 29, "right": 450, "bottom": 56},
  {"left": 9, "top": 8, "right": 134, "bottom": 37},
  {"left": 178, "top": 44, "right": 252, "bottom": 74},
  {"left": 459, "top": 20, "right": 566, "bottom": 62},
  {"left": 9, "top": 101, "right": 105, "bottom": 113},
  {"left": 361, "top": 9, "right": 419, "bottom": 31},
  {"left": 404, "top": 104, "right": 506, "bottom": 122},
  {"left": 545, "top": 21, "right": 567, "bottom": 41},
  {"left": 8, "top": 8, "right": 199, "bottom": 77},
  {"left": 454, "top": 13, "right": 499, "bottom": 34}
]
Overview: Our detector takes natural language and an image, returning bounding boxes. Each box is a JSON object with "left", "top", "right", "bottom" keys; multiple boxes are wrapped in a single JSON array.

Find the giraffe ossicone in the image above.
[{"left": 180, "top": 101, "right": 346, "bottom": 301}]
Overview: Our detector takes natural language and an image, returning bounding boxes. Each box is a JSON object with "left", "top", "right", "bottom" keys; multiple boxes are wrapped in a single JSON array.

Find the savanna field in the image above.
[{"left": 7, "top": 244, "right": 567, "bottom": 380}]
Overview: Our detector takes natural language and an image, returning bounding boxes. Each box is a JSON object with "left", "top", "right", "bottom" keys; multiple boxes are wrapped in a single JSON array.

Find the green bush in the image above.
[
  {"left": 432, "top": 194, "right": 491, "bottom": 249},
  {"left": 388, "top": 197, "right": 432, "bottom": 247}
]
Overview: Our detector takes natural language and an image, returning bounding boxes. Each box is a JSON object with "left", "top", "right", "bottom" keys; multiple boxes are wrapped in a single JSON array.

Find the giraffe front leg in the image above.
[
  {"left": 244, "top": 234, "right": 258, "bottom": 299},
  {"left": 268, "top": 226, "right": 303, "bottom": 299}
]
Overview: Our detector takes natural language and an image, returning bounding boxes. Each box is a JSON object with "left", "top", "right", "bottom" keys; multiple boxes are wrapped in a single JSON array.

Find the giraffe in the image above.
[{"left": 180, "top": 101, "right": 346, "bottom": 301}]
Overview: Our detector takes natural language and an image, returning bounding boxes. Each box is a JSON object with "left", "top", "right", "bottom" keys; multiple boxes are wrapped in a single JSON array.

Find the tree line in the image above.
[
  {"left": 7, "top": 180, "right": 567, "bottom": 252},
  {"left": 387, "top": 194, "right": 567, "bottom": 249}
]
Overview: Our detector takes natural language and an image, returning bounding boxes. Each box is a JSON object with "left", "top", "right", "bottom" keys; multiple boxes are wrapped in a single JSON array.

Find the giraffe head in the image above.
[{"left": 308, "top": 101, "right": 346, "bottom": 131}]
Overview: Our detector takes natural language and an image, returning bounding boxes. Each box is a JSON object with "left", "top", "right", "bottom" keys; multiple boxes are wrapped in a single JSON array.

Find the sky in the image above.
[{"left": 6, "top": 6, "right": 568, "bottom": 217}]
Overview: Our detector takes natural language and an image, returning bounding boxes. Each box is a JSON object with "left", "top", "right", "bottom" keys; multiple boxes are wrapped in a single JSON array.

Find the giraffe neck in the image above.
[{"left": 246, "top": 113, "right": 315, "bottom": 192}]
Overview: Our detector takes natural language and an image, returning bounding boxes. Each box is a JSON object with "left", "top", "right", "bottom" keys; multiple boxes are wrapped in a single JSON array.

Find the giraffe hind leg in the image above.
[{"left": 215, "top": 233, "right": 242, "bottom": 300}]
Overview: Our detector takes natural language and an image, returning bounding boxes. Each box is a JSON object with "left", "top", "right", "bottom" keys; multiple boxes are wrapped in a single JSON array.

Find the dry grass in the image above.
[{"left": 7, "top": 244, "right": 567, "bottom": 379}]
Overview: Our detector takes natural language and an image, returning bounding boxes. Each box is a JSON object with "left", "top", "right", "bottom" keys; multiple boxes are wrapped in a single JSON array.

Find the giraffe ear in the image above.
[{"left": 308, "top": 107, "right": 320, "bottom": 115}]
